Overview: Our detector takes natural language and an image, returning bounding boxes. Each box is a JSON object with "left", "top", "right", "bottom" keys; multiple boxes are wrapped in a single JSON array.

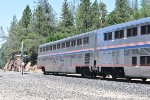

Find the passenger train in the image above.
[{"left": 38, "top": 17, "right": 150, "bottom": 81}]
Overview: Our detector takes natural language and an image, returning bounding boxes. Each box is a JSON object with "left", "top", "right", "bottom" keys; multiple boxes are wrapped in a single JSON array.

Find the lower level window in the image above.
[
  {"left": 85, "top": 53, "right": 90, "bottom": 64},
  {"left": 140, "top": 56, "right": 150, "bottom": 66},
  {"left": 132, "top": 57, "right": 137, "bottom": 66}
]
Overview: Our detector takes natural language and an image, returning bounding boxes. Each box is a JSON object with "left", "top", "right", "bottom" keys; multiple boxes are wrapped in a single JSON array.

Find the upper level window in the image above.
[
  {"left": 71, "top": 40, "right": 76, "bottom": 47},
  {"left": 61, "top": 42, "right": 65, "bottom": 48},
  {"left": 141, "top": 25, "right": 150, "bottom": 35},
  {"left": 115, "top": 30, "right": 124, "bottom": 39},
  {"left": 40, "top": 48, "right": 42, "bottom": 52},
  {"left": 66, "top": 41, "right": 70, "bottom": 47},
  {"left": 127, "top": 27, "right": 137, "bottom": 37},
  {"left": 49, "top": 46, "right": 52, "bottom": 50},
  {"left": 83, "top": 37, "right": 89, "bottom": 44},
  {"left": 43, "top": 47, "right": 46, "bottom": 52},
  {"left": 77, "top": 39, "right": 82, "bottom": 46},
  {"left": 57, "top": 43, "right": 60, "bottom": 49},
  {"left": 53, "top": 45, "right": 56, "bottom": 50},
  {"left": 104, "top": 32, "right": 112, "bottom": 41},
  {"left": 46, "top": 46, "right": 49, "bottom": 51}
]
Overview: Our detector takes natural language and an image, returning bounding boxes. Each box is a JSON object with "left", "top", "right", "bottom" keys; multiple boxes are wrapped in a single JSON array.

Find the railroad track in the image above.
[{"left": 46, "top": 73, "right": 150, "bottom": 84}]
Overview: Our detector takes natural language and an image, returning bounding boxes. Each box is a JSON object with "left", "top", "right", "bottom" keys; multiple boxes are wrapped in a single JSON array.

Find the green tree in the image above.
[
  {"left": 61, "top": 0, "right": 74, "bottom": 28},
  {"left": 59, "top": 0, "right": 74, "bottom": 34},
  {"left": 20, "top": 5, "right": 32, "bottom": 29},
  {"left": 140, "top": 0, "right": 150, "bottom": 18},
  {"left": 141, "top": 0, "right": 150, "bottom": 7},
  {"left": 129, "top": 0, "right": 140, "bottom": 20},
  {"left": 5, "top": 15, "right": 20, "bottom": 59},
  {"left": 38, "top": 0, "right": 56, "bottom": 33},
  {"left": 90, "top": 0, "right": 100, "bottom": 29},
  {"left": 46, "top": 32, "right": 69, "bottom": 42},
  {"left": 0, "top": 26, "right": 6, "bottom": 68},
  {"left": 133, "top": 0, "right": 138, "bottom": 11},
  {"left": 34, "top": 5, "right": 48, "bottom": 37},
  {"left": 106, "top": 0, "right": 133, "bottom": 25},
  {"left": 0, "top": 26, "right": 6, "bottom": 39},
  {"left": 99, "top": 1, "right": 107, "bottom": 27},
  {"left": 115, "top": 0, "right": 133, "bottom": 23},
  {"left": 76, "top": 0, "right": 91, "bottom": 33}
]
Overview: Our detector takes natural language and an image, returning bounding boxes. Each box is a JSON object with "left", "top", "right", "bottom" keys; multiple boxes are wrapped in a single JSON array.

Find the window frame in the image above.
[
  {"left": 46, "top": 46, "right": 49, "bottom": 51},
  {"left": 115, "top": 30, "right": 124, "bottom": 39},
  {"left": 71, "top": 40, "right": 76, "bottom": 47},
  {"left": 140, "top": 56, "right": 150, "bottom": 66},
  {"left": 77, "top": 39, "right": 82, "bottom": 46},
  {"left": 66, "top": 41, "right": 70, "bottom": 47},
  {"left": 57, "top": 43, "right": 61, "bottom": 49},
  {"left": 40, "top": 48, "right": 42, "bottom": 52},
  {"left": 43, "top": 47, "right": 46, "bottom": 52},
  {"left": 49, "top": 45, "right": 52, "bottom": 50},
  {"left": 85, "top": 53, "right": 90, "bottom": 64},
  {"left": 127, "top": 27, "right": 137, "bottom": 37},
  {"left": 61, "top": 42, "right": 66, "bottom": 48},
  {"left": 104, "top": 32, "right": 112, "bottom": 41},
  {"left": 53, "top": 44, "right": 56, "bottom": 50},
  {"left": 83, "top": 37, "right": 89, "bottom": 44},
  {"left": 141, "top": 25, "right": 150, "bottom": 35}
]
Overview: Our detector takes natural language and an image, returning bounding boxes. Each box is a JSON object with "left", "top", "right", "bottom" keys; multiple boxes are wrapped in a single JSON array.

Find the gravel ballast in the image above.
[{"left": 0, "top": 71, "right": 150, "bottom": 100}]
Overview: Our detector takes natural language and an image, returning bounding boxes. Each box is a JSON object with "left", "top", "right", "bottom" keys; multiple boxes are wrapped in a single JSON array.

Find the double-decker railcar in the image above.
[
  {"left": 97, "top": 17, "right": 150, "bottom": 81},
  {"left": 38, "top": 30, "right": 97, "bottom": 76},
  {"left": 38, "top": 17, "right": 150, "bottom": 80}
]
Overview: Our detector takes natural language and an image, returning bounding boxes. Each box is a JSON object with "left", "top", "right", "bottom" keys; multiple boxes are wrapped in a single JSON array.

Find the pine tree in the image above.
[
  {"left": 38, "top": 0, "right": 55, "bottom": 33},
  {"left": 76, "top": 0, "right": 91, "bottom": 33},
  {"left": 105, "top": 0, "right": 133, "bottom": 25},
  {"left": 0, "top": 26, "right": 5, "bottom": 38},
  {"left": 90, "top": 0, "right": 100, "bottom": 29},
  {"left": 134, "top": 0, "right": 138, "bottom": 11},
  {"left": 129, "top": 0, "right": 140, "bottom": 20},
  {"left": 141, "top": 0, "right": 150, "bottom": 7},
  {"left": 6, "top": 15, "right": 20, "bottom": 56},
  {"left": 99, "top": 1, "right": 107, "bottom": 27},
  {"left": 20, "top": 5, "right": 32, "bottom": 29},
  {"left": 129, "top": 0, "right": 138, "bottom": 11},
  {"left": 115, "top": 0, "right": 133, "bottom": 23},
  {"left": 34, "top": 5, "right": 48, "bottom": 37},
  {"left": 140, "top": 0, "right": 150, "bottom": 17},
  {"left": 60, "top": 0, "right": 74, "bottom": 33}
]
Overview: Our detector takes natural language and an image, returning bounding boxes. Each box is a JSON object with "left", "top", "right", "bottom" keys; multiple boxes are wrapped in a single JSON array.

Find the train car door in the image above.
[
  {"left": 70, "top": 55, "right": 76, "bottom": 73},
  {"left": 65, "top": 55, "right": 70, "bottom": 72},
  {"left": 53, "top": 57, "right": 65, "bottom": 72}
]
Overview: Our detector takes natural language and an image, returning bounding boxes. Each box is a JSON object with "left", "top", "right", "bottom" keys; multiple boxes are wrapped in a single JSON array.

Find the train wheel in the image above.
[
  {"left": 105, "top": 74, "right": 112, "bottom": 78},
  {"left": 105, "top": 74, "right": 116, "bottom": 79},
  {"left": 102, "top": 75, "right": 106, "bottom": 79},
  {"left": 41, "top": 67, "right": 48, "bottom": 75},
  {"left": 81, "top": 70, "right": 88, "bottom": 78},
  {"left": 142, "top": 78, "right": 147, "bottom": 82},
  {"left": 127, "top": 77, "right": 131, "bottom": 81}
]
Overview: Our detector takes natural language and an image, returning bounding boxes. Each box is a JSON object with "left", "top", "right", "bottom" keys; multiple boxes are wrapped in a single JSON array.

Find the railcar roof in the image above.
[
  {"left": 97, "top": 17, "right": 150, "bottom": 34},
  {"left": 39, "top": 17, "right": 150, "bottom": 47},
  {"left": 39, "top": 30, "right": 97, "bottom": 47}
]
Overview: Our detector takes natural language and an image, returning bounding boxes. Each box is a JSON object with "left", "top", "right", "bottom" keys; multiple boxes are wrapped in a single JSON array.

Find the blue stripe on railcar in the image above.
[
  {"left": 38, "top": 50, "right": 94, "bottom": 57},
  {"left": 99, "top": 44, "right": 150, "bottom": 51}
]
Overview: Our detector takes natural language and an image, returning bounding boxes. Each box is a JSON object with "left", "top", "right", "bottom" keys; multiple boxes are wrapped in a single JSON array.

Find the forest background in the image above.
[{"left": 0, "top": 0, "right": 149, "bottom": 68}]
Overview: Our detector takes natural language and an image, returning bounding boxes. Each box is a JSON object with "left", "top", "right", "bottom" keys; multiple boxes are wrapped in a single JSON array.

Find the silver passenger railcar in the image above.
[
  {"left": 38, "top": 30, "right": 97, "bottom": 76},
  {"left": 38, "top": 17, "right": 150, "bottom": 80},
  {"left": 97, "top": 17, "right": 150, "bottom": 81}
]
